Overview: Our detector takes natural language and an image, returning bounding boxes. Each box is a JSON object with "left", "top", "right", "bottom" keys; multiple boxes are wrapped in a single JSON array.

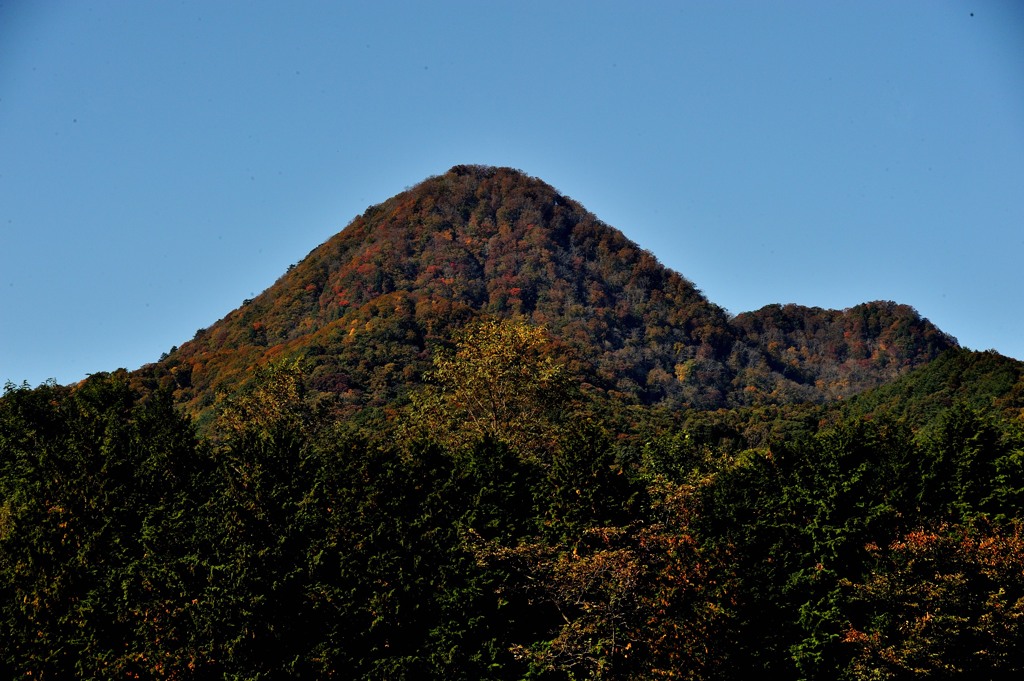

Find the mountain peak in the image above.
[{"left": 142, "top": 168, "right": 956, "bottom": 422}]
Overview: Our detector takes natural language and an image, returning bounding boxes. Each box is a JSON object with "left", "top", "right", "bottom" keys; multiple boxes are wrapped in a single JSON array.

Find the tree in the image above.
[
  {"left": 213, "top": 357, "right": 314, "bottom": 441},
  {"left": 0, "top": 373, "right": 211, "bottom": 678},
  {"left": 476, "top": 476, "right": 734, "bottom": 680},
  {"left": 919, "top": 405, "right": 1011, "bottom": 521},
  {"left": 409, "top": 318, "right": 577, "bottom": 459},
  {"left": 844, "top": 520, "right": 1024, "bottom": 680}
]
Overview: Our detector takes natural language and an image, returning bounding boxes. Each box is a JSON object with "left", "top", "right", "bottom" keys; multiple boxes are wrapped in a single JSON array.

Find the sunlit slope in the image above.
[{"left": 139, "top": 165, "right": 956, "bottom": 419}]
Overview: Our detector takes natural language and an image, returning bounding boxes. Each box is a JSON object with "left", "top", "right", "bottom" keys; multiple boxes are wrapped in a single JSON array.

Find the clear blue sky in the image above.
[{"left": 2, "top": 0, "right": 1023, "bottom": 387}]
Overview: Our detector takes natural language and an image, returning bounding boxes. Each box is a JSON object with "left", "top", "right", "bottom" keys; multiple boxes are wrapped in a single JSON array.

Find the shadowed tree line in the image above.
[{"left": 2, "top": 320, "right": 1023, "bottom": 679}]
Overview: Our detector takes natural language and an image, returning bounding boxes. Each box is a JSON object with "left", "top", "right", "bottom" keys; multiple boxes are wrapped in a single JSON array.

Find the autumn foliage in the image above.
[{"left": 139, "top": 166, "right": 955, "bottom": 427}]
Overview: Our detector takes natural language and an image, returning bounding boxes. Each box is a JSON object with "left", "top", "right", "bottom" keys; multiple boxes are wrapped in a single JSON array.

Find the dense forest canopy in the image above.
[
  {"left": 3, "top": 167, "right": 1022, "bottom": 679},
  {"left": 3, "top": 325, "right": 1023, "bottom": 679}
]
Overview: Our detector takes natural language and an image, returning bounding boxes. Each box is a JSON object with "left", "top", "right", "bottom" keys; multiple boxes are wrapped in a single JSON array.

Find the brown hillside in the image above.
[{"left": 139, "top": 165, "right": 956, "bottom": 421}]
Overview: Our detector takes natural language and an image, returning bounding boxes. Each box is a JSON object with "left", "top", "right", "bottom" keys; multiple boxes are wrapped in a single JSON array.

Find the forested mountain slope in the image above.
[
  {"left": 731, "top": 301, "right": 957, "bottom": 403},
  {"left": 841, "top": 347, "right": 1024, "bottom": 427},
  {"left": 139, "top": 165, "right": 955, "bottom": 422}
]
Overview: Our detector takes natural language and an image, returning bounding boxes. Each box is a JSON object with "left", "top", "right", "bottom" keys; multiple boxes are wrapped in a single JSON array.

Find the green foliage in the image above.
[
  {"left": 0, "top": 373, "right": 210, "bottom": 678},
  {"left": 2, "top": 373, "right": 1022, "bottom": 678},
  {"left": 842, "top": 348, "right": 1024, "bottom": 427}
]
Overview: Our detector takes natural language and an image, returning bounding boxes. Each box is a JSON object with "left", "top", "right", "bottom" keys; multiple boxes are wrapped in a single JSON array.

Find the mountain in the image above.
[
  {"left": 11, "top": 165, "right": 1024, "bottom": 680},
  {"left": 139, "top": 165, "right": 956, "bottom": 421}
]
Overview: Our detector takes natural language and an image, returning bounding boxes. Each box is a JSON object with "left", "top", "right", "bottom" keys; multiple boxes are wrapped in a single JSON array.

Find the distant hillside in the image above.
[
  {"left": 729, "top": 301, "right": 957, "bottom": 403},
  {"left": 840, "top": 347, "right": 1024, "bottom": 428},
  {"left": 138, "top": 165, "right": 957, "bottom": 421}
]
